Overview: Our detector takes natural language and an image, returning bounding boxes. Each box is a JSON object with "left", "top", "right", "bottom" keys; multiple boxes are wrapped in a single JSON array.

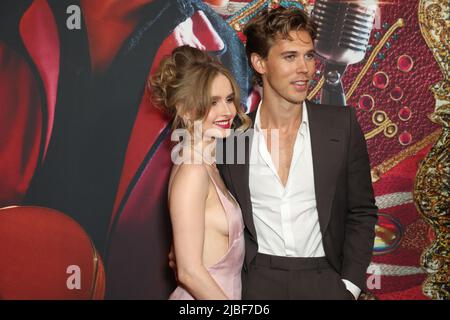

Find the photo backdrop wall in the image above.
[{"left": 0, "top": 0, "right": 447, "bottom": 299}]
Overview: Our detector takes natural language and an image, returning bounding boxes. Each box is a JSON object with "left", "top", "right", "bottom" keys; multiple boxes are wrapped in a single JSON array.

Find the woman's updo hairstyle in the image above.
[{"left": 149, "top": 45, "right": 250, "bottom": 131}]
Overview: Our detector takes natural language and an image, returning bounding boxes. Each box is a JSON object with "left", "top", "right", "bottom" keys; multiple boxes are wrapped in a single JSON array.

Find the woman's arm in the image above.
[{"left": 169, "top": 164, "right": 229, "bottom": 300}]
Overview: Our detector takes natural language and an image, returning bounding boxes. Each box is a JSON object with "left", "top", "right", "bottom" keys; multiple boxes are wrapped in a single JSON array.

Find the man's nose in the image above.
[{"left": 296, "top": 58, "right": 308, "bottom": 73}]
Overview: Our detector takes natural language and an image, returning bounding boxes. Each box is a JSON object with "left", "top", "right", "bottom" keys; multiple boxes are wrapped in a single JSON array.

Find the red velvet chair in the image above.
[{"left": 0, "top": 206, "right": 105, "bottom": 300}]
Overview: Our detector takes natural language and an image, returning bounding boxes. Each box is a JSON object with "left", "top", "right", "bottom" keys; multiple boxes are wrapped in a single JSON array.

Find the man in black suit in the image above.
[{"left": 217, "top": 6, "right": 378, "bottom": 300}]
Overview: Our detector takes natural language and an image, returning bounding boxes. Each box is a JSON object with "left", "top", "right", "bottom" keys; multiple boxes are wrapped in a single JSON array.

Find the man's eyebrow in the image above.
[
  {"left": 280, "top": 49, "right": 316, "bottom": 55},
  {"left": 281, "top": 51, "right": 299, "bottom": 55}
]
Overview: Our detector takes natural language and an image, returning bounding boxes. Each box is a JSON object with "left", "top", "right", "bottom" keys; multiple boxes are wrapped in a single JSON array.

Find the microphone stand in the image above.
[{"left": 320, "top": 60, "right": 348, "bottom": 106}]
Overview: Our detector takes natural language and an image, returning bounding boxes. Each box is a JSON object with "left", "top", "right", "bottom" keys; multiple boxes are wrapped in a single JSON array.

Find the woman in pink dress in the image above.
[{"left": 149, "top": 46, "right": 250, "bottom": 299}]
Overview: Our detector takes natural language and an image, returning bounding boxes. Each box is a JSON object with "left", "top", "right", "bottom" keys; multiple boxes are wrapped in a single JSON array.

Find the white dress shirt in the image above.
[{"left": 248, "top": 102, "right": 360, "bottom": 299}]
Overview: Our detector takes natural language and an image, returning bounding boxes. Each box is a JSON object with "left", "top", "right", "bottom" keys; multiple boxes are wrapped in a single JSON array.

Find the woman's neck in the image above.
[{"left": 177, "top": 138, "right": 217, "bottom": 165}]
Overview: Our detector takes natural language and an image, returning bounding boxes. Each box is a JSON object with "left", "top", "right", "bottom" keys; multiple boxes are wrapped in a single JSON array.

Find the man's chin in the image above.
[
  {"left": 285, "top": 91, "right": 308, "bottom": 105},
  {"left": 286, "top": 96, "right": 307, "bottom": 105}
]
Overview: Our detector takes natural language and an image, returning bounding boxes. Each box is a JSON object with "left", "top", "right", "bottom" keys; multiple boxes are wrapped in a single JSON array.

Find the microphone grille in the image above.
[
  {"left": 340, "top": 2, "right": 376, "bottom": 52},
  {"left": 312, "top": 0, "right": 377, "bottom": 64}
]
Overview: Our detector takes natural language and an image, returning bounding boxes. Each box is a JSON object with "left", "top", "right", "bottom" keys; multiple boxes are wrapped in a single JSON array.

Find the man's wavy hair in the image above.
[{"left": 243, "top": 6, "right": 317, "bottom": 86}]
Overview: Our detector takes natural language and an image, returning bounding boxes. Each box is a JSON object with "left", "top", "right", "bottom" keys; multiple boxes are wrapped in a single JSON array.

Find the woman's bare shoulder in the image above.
[{"left": 169, "top": 163, "right": 210, "bottom": 197}]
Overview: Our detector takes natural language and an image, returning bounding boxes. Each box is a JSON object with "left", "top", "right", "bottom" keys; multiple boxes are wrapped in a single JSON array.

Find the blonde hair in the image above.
[{"left": 149, "top": 45, "right": 251, "bottom": 132}]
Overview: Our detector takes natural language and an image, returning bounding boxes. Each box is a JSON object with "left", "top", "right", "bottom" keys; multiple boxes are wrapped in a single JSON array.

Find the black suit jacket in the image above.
[{"left": 217, "top": 100, "right": 378, "bottom": 291}]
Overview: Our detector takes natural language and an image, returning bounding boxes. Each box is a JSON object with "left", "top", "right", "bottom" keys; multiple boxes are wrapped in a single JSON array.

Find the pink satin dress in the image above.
[{"left": 169, "top": 165, "right": 245, "bottom": 300}]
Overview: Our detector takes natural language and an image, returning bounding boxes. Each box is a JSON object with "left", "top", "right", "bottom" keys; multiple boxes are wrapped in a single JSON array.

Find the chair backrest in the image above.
[{"left": 0, "top": 206, "right": 105, "bottom": 300}]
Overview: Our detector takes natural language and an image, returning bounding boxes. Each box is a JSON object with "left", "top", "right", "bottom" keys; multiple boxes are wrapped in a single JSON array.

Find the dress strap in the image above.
[{"left": 204, "top": 164, "right": 226, "bottom": 201}]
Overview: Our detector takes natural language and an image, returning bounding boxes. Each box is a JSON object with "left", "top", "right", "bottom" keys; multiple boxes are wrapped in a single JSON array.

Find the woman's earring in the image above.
[
  {"left": 182, "top": 118, "right": 192, "bottom": 130},
  {"left": 187, "top": 119, "right": 193, "bottom": 131},
  {"left": 231, "top": 116, "right": 239, "bottom": 130}
]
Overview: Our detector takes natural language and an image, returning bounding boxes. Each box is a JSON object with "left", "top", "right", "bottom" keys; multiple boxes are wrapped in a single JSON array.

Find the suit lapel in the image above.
[
  {"left": 307, "top": 100, "right": 343, "bottom": 235},
  {"left": 223, "top": 111, "right": 257, "bottom": 240}
]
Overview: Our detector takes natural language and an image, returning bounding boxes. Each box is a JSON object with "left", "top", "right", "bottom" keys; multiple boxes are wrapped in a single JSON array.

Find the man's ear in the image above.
[{"left": 250, "top": 53, "right": 266, "bottom": 76}]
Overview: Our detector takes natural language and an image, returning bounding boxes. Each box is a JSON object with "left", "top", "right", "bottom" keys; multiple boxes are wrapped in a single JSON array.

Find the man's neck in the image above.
[{"left": 259, "top": 99, "right": 303, "bottom": 132}]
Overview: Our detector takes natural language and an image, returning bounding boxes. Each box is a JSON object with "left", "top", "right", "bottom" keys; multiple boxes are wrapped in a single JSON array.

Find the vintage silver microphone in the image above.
[{"left": 311, "top": 0, "right": 378, "bottom": 105}]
